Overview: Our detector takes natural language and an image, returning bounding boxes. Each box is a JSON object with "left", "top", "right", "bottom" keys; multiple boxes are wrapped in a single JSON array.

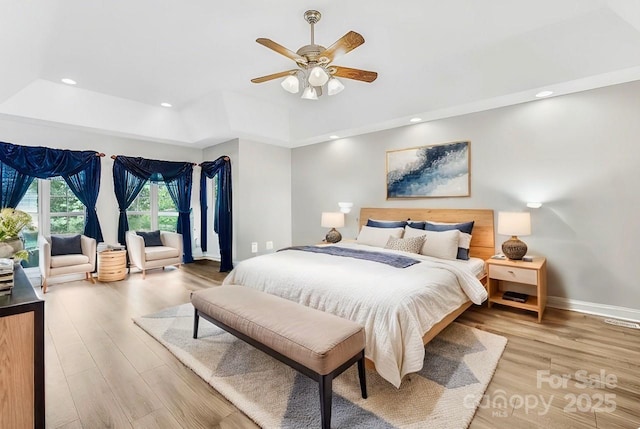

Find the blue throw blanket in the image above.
[{"left": 281, "top": 245, "right": 420, "bottom": 268}]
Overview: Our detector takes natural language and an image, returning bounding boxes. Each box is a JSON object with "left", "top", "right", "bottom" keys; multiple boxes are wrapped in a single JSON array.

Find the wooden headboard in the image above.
[{"left": 359, "top": 208, "right": 495, "bottom": 261}]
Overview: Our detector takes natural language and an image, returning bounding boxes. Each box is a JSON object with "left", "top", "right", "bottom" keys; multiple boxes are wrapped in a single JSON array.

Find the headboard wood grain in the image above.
[{"left": 359, "top": 208, "right": 495, "bottom": 261}]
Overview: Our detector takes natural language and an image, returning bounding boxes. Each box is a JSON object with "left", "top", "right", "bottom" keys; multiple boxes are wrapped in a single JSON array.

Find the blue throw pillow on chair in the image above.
[
  {"left": 136, "top": 230, "right": 164, "bottom": 247},
  {"left": 51, "top": 234, "right": 83, "bottom": 256}
]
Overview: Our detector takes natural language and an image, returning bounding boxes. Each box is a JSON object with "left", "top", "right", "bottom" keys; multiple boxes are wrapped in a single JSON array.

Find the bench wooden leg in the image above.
[
  {"left": 319, "top": 374, "right": 332, "bottom": 429},
  {"left": 193, "top": 309, "right": 200, "bottom": 339},
  {"left": 357, "top": 353, "right": 367, "bottom": 399}
]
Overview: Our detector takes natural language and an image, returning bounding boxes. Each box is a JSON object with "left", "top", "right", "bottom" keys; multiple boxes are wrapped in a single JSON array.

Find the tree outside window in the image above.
[
  {"left": 50, "top": 177, "right": 84, "bottom": 234},
  {"left": 127, "top": 182, "right": 151, "bottom": 231},
  {"left": 157, "top": 183, "right": 177, "bottom": 232}
]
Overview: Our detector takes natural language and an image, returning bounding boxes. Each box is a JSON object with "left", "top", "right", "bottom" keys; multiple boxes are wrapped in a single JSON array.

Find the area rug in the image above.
[{"left": 134, "top": 304, "right": 507, "bottom": 429}]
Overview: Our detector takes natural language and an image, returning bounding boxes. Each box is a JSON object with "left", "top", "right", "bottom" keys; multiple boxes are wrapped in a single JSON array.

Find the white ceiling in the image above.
[{"left": 2, "top": 0, "right": 640, "bottom": 148}]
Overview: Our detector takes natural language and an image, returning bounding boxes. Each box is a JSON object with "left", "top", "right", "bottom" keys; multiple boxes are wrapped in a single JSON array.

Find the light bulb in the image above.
[
  {"left": 301, "top": 86, "right": 318, "bottom": 100},
  {"left": 308, "top": 66, "right": 329, "bottom": 87},
  {"left": 327, "top": 78, "right": 345, "bottom": 96},
  {"left": 280, "top": 75, "right": 299, "bottom": 94}
]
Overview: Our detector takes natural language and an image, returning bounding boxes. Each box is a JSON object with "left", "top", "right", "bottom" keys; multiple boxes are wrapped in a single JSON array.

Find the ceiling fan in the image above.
[{"left": 251, "top": 10, "right": 378, "bottom": 100}]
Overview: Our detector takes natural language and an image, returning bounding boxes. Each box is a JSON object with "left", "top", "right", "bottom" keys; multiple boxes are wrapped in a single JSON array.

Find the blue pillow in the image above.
[
  {"left": 366, "top": 219, "right": 408, "bottom": 228},
  {"left": 136, "top": 230, "right": 164, "bottom": 247},
  {"left": 425, "top": 221, "right": 475, "bottom": 260},
  {"left": 51, "top": 234, "right": 82, "bottom": 256},
  {"left": 406, "top": 221, "right": 426, "bottom": 230}
]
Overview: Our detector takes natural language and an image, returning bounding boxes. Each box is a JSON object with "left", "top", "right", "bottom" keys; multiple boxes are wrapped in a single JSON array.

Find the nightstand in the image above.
[{"left": 486, "top": 257, "right": 547, "bottom": 322}]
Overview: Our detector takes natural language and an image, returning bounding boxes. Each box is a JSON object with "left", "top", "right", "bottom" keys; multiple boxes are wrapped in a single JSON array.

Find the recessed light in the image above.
[
  {"left": 61, "top": 78, "right": 77, "bottom": 85},
  {"left": 409, "top": 117, "right": 422, "bottom": 123},
  {"left": 329, "top": 135, "right": 339, "bottom": 139},
  {"left": 535, "top": 91, "right": 553, "bottom": 98},
  {"left": 160, "top": 102, "right": 172, "bottom": 108}
]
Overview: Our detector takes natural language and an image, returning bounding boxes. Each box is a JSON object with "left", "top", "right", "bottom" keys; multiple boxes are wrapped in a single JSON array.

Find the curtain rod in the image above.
[
  {"left": 110, "top": 154, "right": 197, "bottom": 165},
  {"left": 96, "top": 152, "right": 105, "bottom": 157}
]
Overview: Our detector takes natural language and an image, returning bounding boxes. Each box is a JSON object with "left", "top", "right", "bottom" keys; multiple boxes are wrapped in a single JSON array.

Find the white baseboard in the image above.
[{"left": 547, "top": 296, "right": 640, "bottom": 323}]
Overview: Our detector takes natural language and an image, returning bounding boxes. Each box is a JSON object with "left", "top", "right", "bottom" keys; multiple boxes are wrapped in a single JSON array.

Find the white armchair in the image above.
[
  {"left": 39, "top": 234, "right": 97, "bottom": 293},
  {"left": 126, "top": 231, "right": 182, "bottom": 279}
]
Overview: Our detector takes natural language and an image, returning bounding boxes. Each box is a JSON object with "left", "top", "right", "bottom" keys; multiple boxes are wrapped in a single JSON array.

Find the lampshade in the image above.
[
  {"left": 321, "top": 212, "right": 345, "bottom": 228},
  {"left": 327, "top": 77, "right": 345, "bottom": 96},
  {"left": 308, "top": 66, "right": 329, "bottom": 87},
  {"left": 301, "top": 86, "right": 318, "bottom": 100},
  {"left": 281, "top": 75, "right": 299, "bottom": 93},
  {"left": 498, "top": 212, "right": 531, "bottom": 236}
]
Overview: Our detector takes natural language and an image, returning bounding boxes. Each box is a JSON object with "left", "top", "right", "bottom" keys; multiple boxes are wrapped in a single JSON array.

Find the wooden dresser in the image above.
[{"left": 0, "top": 265, "right": 45, "bottom": 428}]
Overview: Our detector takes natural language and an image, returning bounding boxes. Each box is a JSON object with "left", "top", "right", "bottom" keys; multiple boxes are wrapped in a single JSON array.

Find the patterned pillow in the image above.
[{"left": 384, "top": 235, "right": 426, "bottom": 254}]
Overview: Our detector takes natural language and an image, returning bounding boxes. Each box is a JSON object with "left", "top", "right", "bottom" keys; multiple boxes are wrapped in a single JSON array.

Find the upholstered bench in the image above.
[{"left": 191, "top": 285, "right": 367, "bottom": 429}]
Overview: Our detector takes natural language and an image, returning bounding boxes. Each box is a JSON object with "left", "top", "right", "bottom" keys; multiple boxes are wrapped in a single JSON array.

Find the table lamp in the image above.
[
  {"left": 321, "top": 212, "right": 345, "bottom": 243},
  {"left": 497, "top": 212, "right": 531, "bottom": 260}
]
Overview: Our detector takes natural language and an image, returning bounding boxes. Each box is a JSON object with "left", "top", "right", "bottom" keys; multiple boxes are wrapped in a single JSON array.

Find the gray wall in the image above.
[
  {"left": 237, "top": 139, "right": 292, "bottom": 261},
  {"left": 292, "top": 81, "right": 640, "bottom": 309}
]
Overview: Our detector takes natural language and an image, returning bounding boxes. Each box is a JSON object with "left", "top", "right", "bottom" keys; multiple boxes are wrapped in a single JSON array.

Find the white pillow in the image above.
[
  {"left": 404, "top": 226, "right": 460, "bottom": 260},
  {"left": 356, "top": 225, "right": 404, "bottom": 248}
]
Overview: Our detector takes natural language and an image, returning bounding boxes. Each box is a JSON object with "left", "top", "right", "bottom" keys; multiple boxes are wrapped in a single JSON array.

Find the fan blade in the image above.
[
  {"left": 251, "top": 70, "right": 298, "bottom": 84},
  {"left": 318, "top": 31, "right": 365, "bottom": 63},
  {"left": 330, "top": 66, "right": 377, "bottom": 83},
  {"left": 256, "top": 38, "right": 307, "bottom": 65}
]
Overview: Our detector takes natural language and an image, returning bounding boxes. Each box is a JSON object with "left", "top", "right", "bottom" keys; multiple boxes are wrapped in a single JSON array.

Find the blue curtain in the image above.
[
  {"left": 0, "top": 142, "right": 97, "bottom": 178},
  {"left": 65, "top": 158, "right": 103, "bottom": 242},
  {"left": 164, "top": 168, "right": 194, "bottom": 263},
  {"left": 0, "top": 163, "right": 35, "bottom": 208},
  {"left": 0, "top": 142, "right": 103, "bottom": 241},
  {"left": 112, "top": 161, "right": 148, "bottom": 245},
  {"left": 113, "top": 156, "right": 194, "bottom": 263},
  {"left": 200, "top": 156, "right": 233, "bottom": 272}
]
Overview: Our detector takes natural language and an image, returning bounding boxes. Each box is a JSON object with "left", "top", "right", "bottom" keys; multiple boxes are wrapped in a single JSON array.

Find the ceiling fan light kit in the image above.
[
  {"left": 301, "top": 86, "right": 319, "bottom": 100},
  {"left": 327, "top": 77, "right": 345, "bottom": 96},
  {"left": 251, "top": 10, "right": 377, "bottom": 100},
  {"left": 281, "top": 75, "right": 300, "bottom": 93}
]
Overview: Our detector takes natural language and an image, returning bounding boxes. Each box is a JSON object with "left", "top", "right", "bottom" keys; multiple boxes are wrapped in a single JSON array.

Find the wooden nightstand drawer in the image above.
[{"left": 489, "top": 265, "right": 537, "bottom": 285}]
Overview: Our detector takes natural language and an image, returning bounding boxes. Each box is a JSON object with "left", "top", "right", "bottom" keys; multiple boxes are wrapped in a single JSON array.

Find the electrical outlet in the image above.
[
  {"left": 251, "top": 242, "right": 258, "bottom": 253},
  {"left": 266, "top": 241, "right": 273, "bottom": 250}
]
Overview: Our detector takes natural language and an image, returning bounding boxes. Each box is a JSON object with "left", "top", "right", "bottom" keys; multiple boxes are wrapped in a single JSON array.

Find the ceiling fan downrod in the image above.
[{"left": 304, "top": 10, "right": 321, "bottom": 45}]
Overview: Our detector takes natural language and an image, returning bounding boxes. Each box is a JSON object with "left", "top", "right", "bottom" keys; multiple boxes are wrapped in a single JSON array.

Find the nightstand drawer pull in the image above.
[{"left": 489, "top": 265, "right": 537, "bottom": 285}]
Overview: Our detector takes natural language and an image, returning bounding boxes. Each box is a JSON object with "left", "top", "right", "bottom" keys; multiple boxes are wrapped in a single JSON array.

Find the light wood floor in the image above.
[{"left": 40, "top": 266, "right": 640, "bottom": 429}]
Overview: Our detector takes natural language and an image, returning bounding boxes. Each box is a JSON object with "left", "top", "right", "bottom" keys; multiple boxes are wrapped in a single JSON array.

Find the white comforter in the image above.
[{"left": 222, "top": 243, "right": 487, "bottom": 388}]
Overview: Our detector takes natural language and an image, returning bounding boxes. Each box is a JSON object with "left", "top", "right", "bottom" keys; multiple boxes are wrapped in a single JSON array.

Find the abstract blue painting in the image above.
[{"left": 387, "top": 141, "right": 470, "bottom": 198}]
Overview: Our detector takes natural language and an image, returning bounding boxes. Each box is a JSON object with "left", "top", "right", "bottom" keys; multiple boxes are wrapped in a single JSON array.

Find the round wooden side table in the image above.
[{"left": 97, "top": 250, "right": 127, "bottom": 282}]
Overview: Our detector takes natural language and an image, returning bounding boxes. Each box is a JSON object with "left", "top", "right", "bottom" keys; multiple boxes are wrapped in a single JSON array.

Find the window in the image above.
[
  {"left": 126, "top": 182, "right": 177, "bottom": 232},
  {"left": 157, "top": 183, "right": 178, "bottom": 232},
  {"left": 127, "top": 182, "right": 151, "bottom": 231},
  {"left": 49, "top": 177, "right": 85, "bottom": 234},
  {"left": 16, "top": 180, "right": 39, "bottom": 268}
]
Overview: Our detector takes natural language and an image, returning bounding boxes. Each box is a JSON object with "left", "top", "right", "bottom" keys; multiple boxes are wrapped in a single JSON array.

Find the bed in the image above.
[{"left": 223, "top": 208, "right": 494, "bottom": 387}]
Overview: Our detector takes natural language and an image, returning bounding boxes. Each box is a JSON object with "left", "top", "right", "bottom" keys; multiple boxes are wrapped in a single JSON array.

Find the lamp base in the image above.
[
  {"left": 502, "top": 236, "right": 527, "bottom": 260},
  {"left": 325, "top": 228, "right": 342, "bottom": 244}
]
